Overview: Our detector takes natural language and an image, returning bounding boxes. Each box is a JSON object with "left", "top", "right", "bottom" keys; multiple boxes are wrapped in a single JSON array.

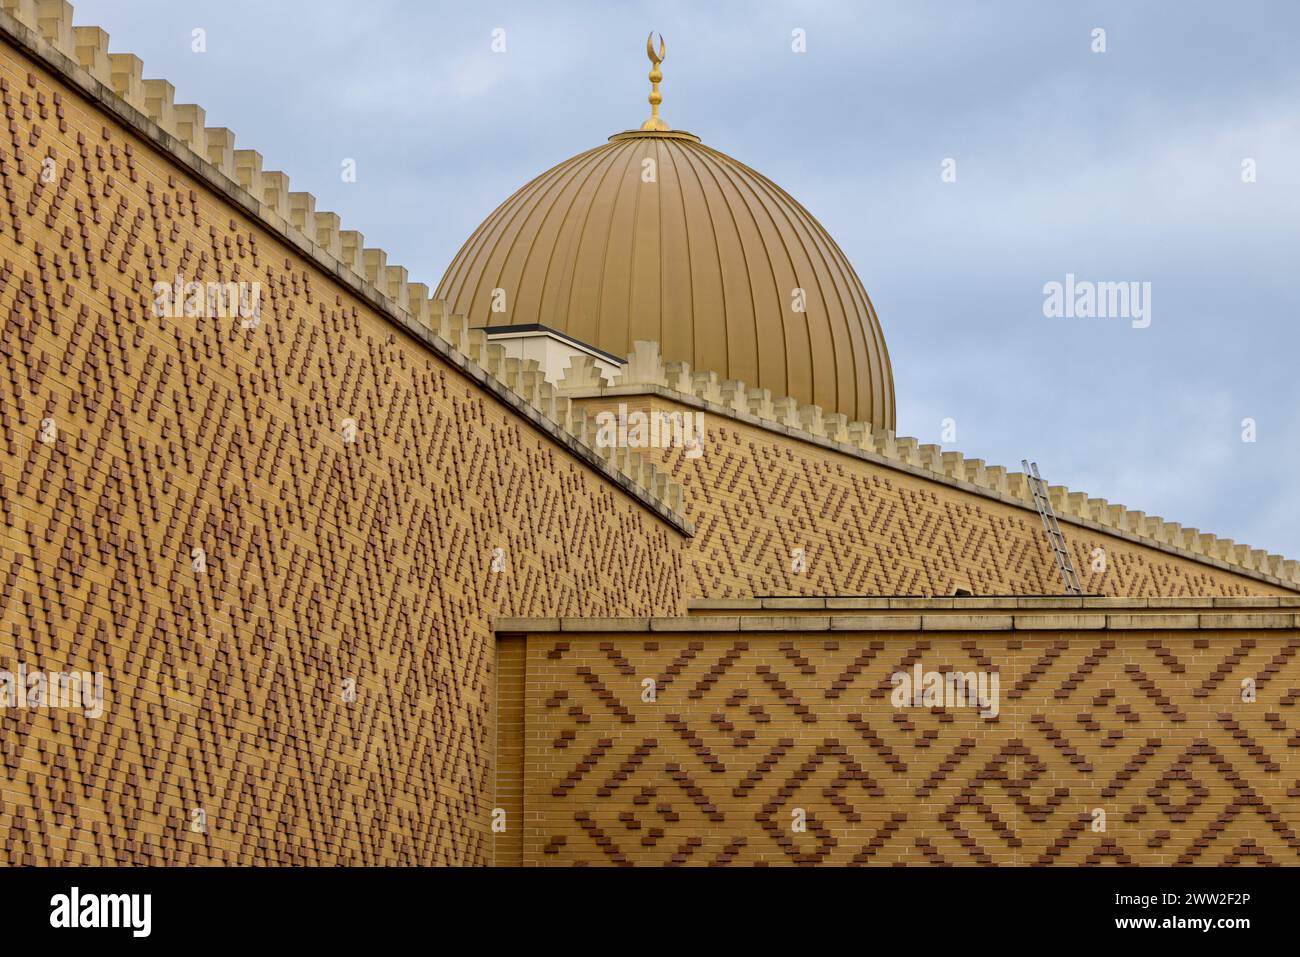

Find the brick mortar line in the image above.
[
  {"left": 494, "top": 613, "right": 1300, "bottom": 634},
  {"left": 690, "top": 597, "right": 1300, "bottom": 610}
]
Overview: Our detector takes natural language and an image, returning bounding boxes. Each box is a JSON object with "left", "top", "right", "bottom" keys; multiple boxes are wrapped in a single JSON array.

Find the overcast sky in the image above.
[{"left": 72, "top": 0, "right": 1300, "bottom": 560}]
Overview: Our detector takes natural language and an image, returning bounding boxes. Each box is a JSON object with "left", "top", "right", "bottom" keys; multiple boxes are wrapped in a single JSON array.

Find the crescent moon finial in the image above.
[{"left": 640, "top": 32, "right": 670, "bottom": 131}]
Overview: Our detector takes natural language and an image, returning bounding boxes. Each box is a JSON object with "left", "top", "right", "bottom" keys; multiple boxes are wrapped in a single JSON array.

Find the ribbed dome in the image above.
[{"left": 436, "top": 128, "right": 895, "bottom": 428}]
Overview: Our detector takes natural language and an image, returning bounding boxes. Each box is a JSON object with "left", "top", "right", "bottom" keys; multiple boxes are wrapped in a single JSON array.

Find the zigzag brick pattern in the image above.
[
  {"left": 521, "top": 628, "right": 1300, "bottom": 865},
  {"left": 0, "top": 48, "right": 684, "bottom": 865},
  {"left": 1, "top": 3, "right": 1295, "bottom": 871},
  {"left": 573, "top": 398, "right": 1291, "bottom": 599}
]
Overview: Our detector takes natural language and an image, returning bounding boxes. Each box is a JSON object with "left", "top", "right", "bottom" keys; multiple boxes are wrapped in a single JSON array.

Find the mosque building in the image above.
[{"left": 1, "top": 4, "right": 1297, "bottom": 866}]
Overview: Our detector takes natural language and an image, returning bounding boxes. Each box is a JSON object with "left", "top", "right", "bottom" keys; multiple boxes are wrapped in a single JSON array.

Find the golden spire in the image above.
[{"left": 640, "top": 32, "right": 670, "bottom": 131}]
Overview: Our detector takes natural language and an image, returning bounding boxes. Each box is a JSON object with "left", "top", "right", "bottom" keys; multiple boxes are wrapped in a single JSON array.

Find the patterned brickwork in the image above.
[
  {"left": 514, "top": 612, "right": 1300, "bottom": 865},
  {"left": 0, "top": 44, "right": 685, "bottom": 865},
  {"left": 2, "top": 5, "right": 1296, "bottom": 871},
  {"left": 572, "top": 396, "right": 1293, "bottom": 600}
]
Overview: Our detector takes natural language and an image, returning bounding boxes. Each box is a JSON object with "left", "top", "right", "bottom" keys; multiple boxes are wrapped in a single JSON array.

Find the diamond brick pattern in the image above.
[
  {"left": 571, "top": 398, "right": 1290, "bottom": 600},
  {"left": 0, "top": 49, "right": 683, "bottom": 865}
]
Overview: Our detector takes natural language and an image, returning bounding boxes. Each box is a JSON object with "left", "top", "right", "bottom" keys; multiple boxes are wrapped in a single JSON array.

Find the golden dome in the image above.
[{"left": 435, "top": 128, "right": 895, "bottom": 428}]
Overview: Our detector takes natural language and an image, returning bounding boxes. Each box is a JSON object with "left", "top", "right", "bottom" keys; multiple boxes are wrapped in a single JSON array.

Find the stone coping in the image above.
[
  {"left": 688, "top": 596, "right": 1300, "bottom": 612},
  {"left": 496, "top": 598, "right": 1300, "bottom": 635}
]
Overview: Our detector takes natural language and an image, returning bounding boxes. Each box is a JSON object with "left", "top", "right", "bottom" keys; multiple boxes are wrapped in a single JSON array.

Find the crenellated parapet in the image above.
[
  {"left": 11, "top": 0, "right": 459, "bottom": 345},
  {"left": 6, "top": 0, "right": 1290, "bottom": 583},
  {"left": 562, "top": 340, "right": 1300, "bottom": 590},
  {"left": 1, "top": 0, "right": 690, "bottom": 531}
]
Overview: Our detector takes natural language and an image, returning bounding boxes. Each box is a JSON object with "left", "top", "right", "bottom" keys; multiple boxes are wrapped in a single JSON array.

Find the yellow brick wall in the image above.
[
  {"left": 0, "top": 41, "right": 685, "bottom": 865},
  {"left": 574, "top": 395, "right": 1291, "bottom": 600},
  {"left": 2, "top": 19, "right": 1294, "bottom": 870},
  {"left": 516, "top": 618, "right": 1300, "bottom": 865},
  {"left": 493, "top": 635, "right": 525, "bottom": 866}
]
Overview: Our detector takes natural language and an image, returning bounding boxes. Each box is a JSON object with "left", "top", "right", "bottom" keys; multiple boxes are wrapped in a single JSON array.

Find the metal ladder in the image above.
[{"left": 1022, "top": 460, "right": 1082, "bottom": 595}]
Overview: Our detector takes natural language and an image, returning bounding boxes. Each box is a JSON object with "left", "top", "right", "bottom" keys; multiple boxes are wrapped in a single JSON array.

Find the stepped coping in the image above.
[
  {"left": 558, "top": 340, "right": 1300, "bottom": 592},
  {"left": 0, "top": 1, "right": 691, "bottom": 534},
  {"left": 496, "top": 599, "right": 1300, "bottom": 634},
  {"left": 688, "top": 596, "right": 1300, "bottom": 612}
]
